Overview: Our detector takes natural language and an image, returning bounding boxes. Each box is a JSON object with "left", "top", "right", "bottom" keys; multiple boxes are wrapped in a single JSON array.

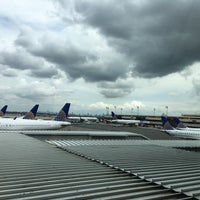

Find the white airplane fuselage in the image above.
[
  {"left": 177, "top": 127, "right": 200, "bottom": 131},
  {"left": 0, "top": 118, "right": 70, "bottom": 130},
  {"left": 111, "top": 119, "right": 140, "bottom": 125},
  {"left": 165, "top": 129, "right": 200, "bottom": 139}
]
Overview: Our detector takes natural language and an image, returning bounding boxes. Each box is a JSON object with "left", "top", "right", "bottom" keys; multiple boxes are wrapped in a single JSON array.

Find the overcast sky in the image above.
[{"left": 0, "top": 0, "right": 200, "bottom": 116}]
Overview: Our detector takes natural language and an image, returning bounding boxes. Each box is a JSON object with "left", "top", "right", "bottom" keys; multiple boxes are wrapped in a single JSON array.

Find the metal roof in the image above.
[
  {"left": 37, "top": 134, "right": 200, "bottom": 199},
  {"left": 0, "top": 132, "right": 193, "bottom": 200},
  {"left": 0, "top": 132, "right": 192, "bottom": 200},
  {"left": 55, "top": 143, "right": 200, "bottom": 199}
]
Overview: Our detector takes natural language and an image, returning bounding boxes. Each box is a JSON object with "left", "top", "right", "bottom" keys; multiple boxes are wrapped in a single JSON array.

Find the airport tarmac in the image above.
[{"left": 62, "top": 122, "right": 176, "bottom": 140}]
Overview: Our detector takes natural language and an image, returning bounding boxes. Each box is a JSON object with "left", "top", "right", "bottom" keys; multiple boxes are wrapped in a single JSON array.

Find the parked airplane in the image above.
[
  {"left": 161, "top": 116, "right": 200, "bottom": 139},
  {"left": 0, "top": 105, "right": 8, "bottom": 117},
  {"left": 175, "top": 117, "right": 200, "bottom": 131},
  {"left": 108, "top": 111, "right": 140, "bottom": 125},
  {"left": 0, "top": 103, "right": 71, "bottom": 130}
]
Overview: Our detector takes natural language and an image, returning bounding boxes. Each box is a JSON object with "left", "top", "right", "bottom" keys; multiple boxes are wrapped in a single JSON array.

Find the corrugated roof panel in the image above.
[
  {"left": 45, "top": 138, "right": 200, "bottom": 148},
  {"left": 0, "top": 132, "right": 190, "bottom": 200},
  {"left": 56, "top": 144, "right": 200, "bottom": 199}
]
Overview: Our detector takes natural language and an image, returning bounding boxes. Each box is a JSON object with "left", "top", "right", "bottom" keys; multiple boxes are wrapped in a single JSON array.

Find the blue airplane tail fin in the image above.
[
  {"left": 175, "top": 117, "right": 187, "bottom": 128},
  {"left": 23, "top": 104, "right": 39, "bottom": 119},
  {"left": 54, "top": 103, "right": 70, "bottom": 121},
  {"left": 111, "top": 111, "right": 118, "bottom": 119},
  {"left": 111, "top": 111, "right": 115, "bottom": 118},
  {"left": 161, "top": 115, "right": 174, "bottom": 130},
  {"left": 0, "top": 105, "right": 8, "bottom": 116},
  {"left": 161, "top": 115, "right": 167, "bottom": 126}
]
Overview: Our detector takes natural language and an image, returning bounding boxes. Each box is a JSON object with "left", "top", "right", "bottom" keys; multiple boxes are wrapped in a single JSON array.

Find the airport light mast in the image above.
[
  {"left": 131, "top": 108, "right": 133, "bottom": 117},
  {"left": 153, "top": 108, "right": 156, "bottom": 116},
  {"left": 165, "top": 106, "right": 168, "bottom": 116},
  {"left": 137, "top": 106, "right": 139, "bottom": 116},
  {"left": 106, "top": 107, "right": 109, "bottom": 115}
]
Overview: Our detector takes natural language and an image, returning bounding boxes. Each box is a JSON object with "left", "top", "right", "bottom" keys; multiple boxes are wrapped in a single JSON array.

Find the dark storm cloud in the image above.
[
  {"left": 101, "top": 89, "right": 131, "bottom": 98},
  {"left": 98, "top": 81, "right": 133, "bottom": 98},
  {"left": 74, "top": 0, "right": 135, "bottom": 39},
  {"left": 66, "top": 61, "right": 126, "bottom": 82},
  {"left": 30, "top": 41, "right": 96, "bottom": 68},
  {"left": 0, "top": 50, "right": 60, "bottom": 78},
  {"left": 73, "top": 0, "right": 200, "bottom": 78},
  {"left": 13, "top": 25, "right": 130, "bottom": 82},
  {"left": 29, "top": 67, "right": 60, "bottom": 78},
  {"left": 0, "top": 51, "right": 41, "bottom": 70},
  {"left": 21, "top": 38, "right": 128, "bottom": 82}
]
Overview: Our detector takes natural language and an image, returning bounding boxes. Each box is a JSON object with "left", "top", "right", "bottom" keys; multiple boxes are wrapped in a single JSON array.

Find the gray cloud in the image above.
[
  {"left": 74, "top": 0, "right": 136, "bottom": 39},
  {"left": 15, "top": 26, "right": 35, "bottom": 48},
  {"left": 16, "top": 34, "right": 128, "bottom": 82},
  {"left": 29, "top": 67, "right": 60, "bottom": 79},
  {"left": 13, "top": 26, "right": 132, "bottom": 98},
  {"left": 192, "top": 78, "right": 200, "bottom": 96},
  {"left": 100, "top": 89, "right": 131, "bottom": 98},
  {"left": 72, "top": 0, "right": 200, "bottom": 78},
  {"left": 0, "top": 50, "right": 41, "bottom": 70},
  {"left": 98, "top": 80, "right": 134, "bottom": 98},
  {"left": 0, "top": 66, "right": 18, "bottom": 77},
  {"left": 0, "top": 49, "right": 60, "bottom": 78},
  {"left": 15, "top": 89, "right": 56, "bottom": 102}
]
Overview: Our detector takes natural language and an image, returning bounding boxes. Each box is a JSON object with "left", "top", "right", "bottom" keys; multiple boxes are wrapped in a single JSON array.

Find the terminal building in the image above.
[{"left": 103, "top": 113, "right": 200, "bottom": 128}]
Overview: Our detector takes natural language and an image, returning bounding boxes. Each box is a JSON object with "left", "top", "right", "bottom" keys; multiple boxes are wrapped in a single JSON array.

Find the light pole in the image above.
[
  {"left": 120, "top": 108, "right": 123, "bottom": 115},
  {"left": 114, "top": 106, "right": 116, "bottom": 113},
  {"left": 137, "top": 106, "right": 139, "bottom": 116},
  {"left": 153, "top": 108, "right": 156, "bottom": 116},
  {"left": 106, "top": 107, "right": 109, "bottom": 115},
  {"left": 165, "top": 106, "right": 168, "bottom": 116}
]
